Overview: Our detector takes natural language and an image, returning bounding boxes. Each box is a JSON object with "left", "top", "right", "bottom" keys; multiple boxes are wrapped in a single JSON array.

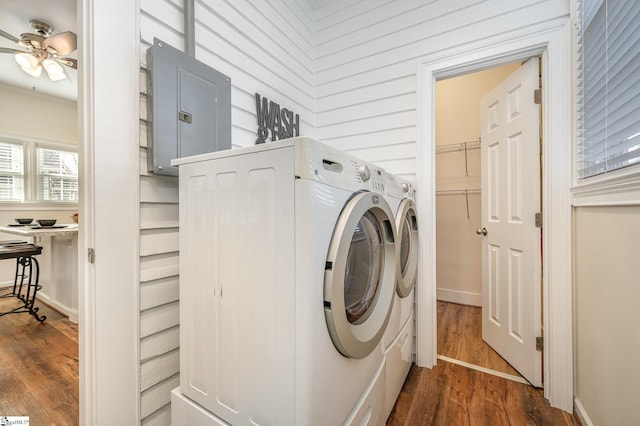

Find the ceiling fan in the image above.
[{"left": 0, "top": 19, "right": 77, "bottom": 81}]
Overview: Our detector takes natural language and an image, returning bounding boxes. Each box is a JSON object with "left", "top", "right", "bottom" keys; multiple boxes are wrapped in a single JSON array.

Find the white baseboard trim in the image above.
[
  {"left": 436, "top": 288, "right": 482, "bottom": 306},
  {"left": 37, "top": 292, "right": 79, "bottom": 324},
  {"left": 574, "top": 397, "right": 594, "bottom": 426},
  {"left": 0, "top": 280, "right": 14, "bottom": 289}
]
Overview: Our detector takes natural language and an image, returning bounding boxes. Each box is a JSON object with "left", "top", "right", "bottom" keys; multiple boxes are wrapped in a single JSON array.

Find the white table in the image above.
[{"left": 0, "top": 224, "right": 79, "bottom": 323}]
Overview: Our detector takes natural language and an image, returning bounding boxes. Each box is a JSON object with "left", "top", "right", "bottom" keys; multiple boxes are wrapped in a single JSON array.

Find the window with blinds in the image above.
[
  {"left": 576, "top": 0, "right": 640, "bottom": 179},
  {"left": 0, "top": 138, "right": 78, "bottom": 204},
  {"left": 0, "top": 142, "right": 24, "bottom": 201},
  {"left": 36, "top": 147, "right": 79, "bottom": 202}
]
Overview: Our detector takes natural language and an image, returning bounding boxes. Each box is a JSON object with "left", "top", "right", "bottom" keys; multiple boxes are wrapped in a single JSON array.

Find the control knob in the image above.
[{"left": 358, "top": 165, "right": 371, "bottom": 182}]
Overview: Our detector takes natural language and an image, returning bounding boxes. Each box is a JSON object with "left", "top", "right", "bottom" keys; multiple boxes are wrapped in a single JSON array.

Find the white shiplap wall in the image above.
[
  {"left": 194, "top": 0, "right": 316, "bottom": 146},
  {"left": 138, "top": 0, "right": 315, "bottom": 423},
  {"left": 313, "top": 0, "right": 570, "bottom": 181},
  {"left": 138, "top": 3, "right": 183, "bottom": 423}
]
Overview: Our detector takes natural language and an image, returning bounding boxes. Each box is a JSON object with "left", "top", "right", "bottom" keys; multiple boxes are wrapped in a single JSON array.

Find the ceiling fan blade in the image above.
[
  {"left": 0, "top": 47, "right": 25, "bottom": 54},
  {"left": 42, "top": 31, "right": 77, "bottom": 55},
  {"left": 19, "top": 32, "right": 46, "bottom": 49},
  {"left": 0, "top": 28, "right": 19, "bottom": 44},
  {"left": 57, "top": 57, "right": 77, "bottom": 69}
]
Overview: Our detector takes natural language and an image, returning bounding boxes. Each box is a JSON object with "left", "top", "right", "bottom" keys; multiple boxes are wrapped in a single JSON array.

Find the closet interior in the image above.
[{"left": 435, "top": 62, "right": 521, "bottom": 373}]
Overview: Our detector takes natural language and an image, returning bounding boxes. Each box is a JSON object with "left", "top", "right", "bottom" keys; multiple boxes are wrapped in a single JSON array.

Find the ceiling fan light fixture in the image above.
[
  {"left": 43, "top": 59, "right": 66, "bottom": 81},
  {"left": 15, "top": 52, "right": 38, "bottom": 69},
  {"left": 48, "top": 72, "right": 66, "bottom": 82},
  {"left": 15, "top": 52, "right": 42, "bottom": 78},
  {"left": 21, "top": 63, "right": 42, "bottom": 78},
  {"left": 2, "top": 20, "right": 77, "bottom": 85}
]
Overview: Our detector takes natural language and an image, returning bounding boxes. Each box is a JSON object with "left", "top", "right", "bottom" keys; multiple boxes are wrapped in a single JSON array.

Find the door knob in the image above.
[{"left": 476, "top": 227, "right": 487, "bottom": 236}]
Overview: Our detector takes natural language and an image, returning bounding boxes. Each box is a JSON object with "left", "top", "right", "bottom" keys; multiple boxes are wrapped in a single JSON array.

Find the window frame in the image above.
[
  {"left": 571, "top": 0, "right": 640, "bottom": 206},
  {"left": 0, "top": 135, "right": 79, "bottom": 209}
]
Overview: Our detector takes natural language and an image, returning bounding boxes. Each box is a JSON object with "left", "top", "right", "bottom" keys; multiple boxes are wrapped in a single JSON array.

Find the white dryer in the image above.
[
  {"left": 382, "top": 176, "right": 419, "bottom": 419},
  {"left": 170, "top": 137, "right": 398, "bottom": 425}
]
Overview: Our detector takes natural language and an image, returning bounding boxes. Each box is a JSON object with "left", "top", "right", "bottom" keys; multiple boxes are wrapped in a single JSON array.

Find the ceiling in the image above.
[
  {"left": 308, "top": 0, "right": 337, "bottom": 8},
  {"left": 0, "top": 0, "right": 77, "bottom": 101}
]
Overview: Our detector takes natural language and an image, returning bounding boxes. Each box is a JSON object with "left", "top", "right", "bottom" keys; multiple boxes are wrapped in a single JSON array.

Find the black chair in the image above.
[{"left": 0, "top": 241, "right": 45, "bottom": 322}]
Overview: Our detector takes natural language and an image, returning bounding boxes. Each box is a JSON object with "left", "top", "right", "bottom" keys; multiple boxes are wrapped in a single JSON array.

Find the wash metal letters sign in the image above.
[{"left": 255, "top": 93, "right": 300, "bottom": 144}]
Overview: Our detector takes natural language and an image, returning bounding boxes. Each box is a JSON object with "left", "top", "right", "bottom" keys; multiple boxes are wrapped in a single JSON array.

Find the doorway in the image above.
[
  {"left": 414, "top": 23, "right": 573, "bottom": 411},
  {"left": 434, "top": 61, "right": 534, "bottom": 383},
  {"left": 0, "top": 0, "right": 80, "bottom": 423}
]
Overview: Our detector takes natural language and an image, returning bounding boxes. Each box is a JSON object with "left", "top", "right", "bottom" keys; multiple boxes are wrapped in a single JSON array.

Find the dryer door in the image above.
[
  {"left": 396, "top": 198, "right": 419, "bottom": 298},
  {"left": 324, "top": 191, "right": 397, "bottom": 359}
]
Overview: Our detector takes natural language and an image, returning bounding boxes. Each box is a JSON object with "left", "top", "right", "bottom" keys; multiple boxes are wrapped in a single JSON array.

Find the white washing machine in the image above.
[
  {"left": 170, "top": 137, "right": 399, "bottom": 425},
  {"left": 381, "top": 176, "right": 419, "bottom": 419}
]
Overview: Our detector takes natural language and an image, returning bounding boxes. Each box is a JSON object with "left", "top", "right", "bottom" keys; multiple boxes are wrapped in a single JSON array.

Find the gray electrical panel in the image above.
[{"left": 146, "top": 38, "right": 231, "bottom": 176}]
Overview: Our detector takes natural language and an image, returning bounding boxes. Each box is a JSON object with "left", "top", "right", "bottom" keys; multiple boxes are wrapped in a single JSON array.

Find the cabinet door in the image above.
[{"left": 178, "top": 147, "right": 295, "bottom": 425}]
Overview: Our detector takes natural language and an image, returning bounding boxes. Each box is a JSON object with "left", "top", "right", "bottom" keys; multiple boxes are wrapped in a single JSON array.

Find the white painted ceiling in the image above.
[
  {"left": 307, "top": 0, "right": 336, "bottom": 8},
  {"left": 0, "top": 0, "right": 77, "bottom": 101}
]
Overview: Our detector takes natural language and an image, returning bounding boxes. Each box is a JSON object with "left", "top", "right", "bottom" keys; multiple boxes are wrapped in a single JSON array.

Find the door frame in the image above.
[
  {"left": 78, "top": 0, "right": 140, "bottom": 423},
  {"left": 415, "top": 20, "right": 573, "bottom": 411}
]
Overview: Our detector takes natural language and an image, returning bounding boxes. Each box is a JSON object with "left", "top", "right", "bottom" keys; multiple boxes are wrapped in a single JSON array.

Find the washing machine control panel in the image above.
[{"left": 352, "top": 160, "right": 385, "bottom": 193}]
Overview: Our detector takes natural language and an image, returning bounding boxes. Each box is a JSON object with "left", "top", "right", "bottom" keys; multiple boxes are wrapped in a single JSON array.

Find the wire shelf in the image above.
[
  {"left": 435, "top": 139, "right": 481, "bottom": 154},
  {"left": 435, "top": 188, "right": 481, "bottom": 196},
  {"left": 436, "top": 188, "right": 481, "bottom": 219}
]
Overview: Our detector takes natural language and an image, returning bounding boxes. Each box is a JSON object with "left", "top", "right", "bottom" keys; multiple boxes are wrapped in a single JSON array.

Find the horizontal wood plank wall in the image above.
[
  {"left": 312, "top": 0, "right": 569, "bottom": 181},
  {"left": 138, "top": 0, "right": 315, "bottom": 424},
  {"left": 194, "top": 0, "right": 317, "bottom": 147},
  {"left": 140, "top": 0, "right": 183, "bottom": 423}
]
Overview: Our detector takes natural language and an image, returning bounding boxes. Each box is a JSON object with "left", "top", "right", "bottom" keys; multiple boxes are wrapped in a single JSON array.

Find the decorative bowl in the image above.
[
  {"left": 15, "top": 218, "right": 33, "bottom": 225},
  {"left": 37, "top": 219, "right": 57, "bottom": 227}
]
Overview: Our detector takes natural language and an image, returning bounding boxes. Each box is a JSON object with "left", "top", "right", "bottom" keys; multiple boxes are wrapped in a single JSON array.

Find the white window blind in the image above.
[
  {"left": 0, "top": 142, "right": 24, "bottom": 201},
  {"left": 36, "top": 147, "right": 79, "bottom": 202},
  {"left": 577, "top": 0, "right": 640, "bottom": 179}
]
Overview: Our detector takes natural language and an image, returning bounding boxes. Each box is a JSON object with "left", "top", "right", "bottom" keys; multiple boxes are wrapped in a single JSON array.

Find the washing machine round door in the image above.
[
  {"left": 396, "top": 198, "right": 419, "bottom": 298},
  {"left": 324, "top": 191, "right": 398, "bottom": 359}
]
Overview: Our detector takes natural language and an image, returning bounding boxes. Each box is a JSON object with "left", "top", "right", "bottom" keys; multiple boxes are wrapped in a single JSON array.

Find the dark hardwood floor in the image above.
[
  {"left": 387, "top": 362, "right": 578, "bottom": 425},
  {"left": 436, "top": 301, "right": 521, "bottom": 377},
  {"left": 1, "top": 295, "right": 577, "bottom": 426},
  {"left": 0, "top": 293, "right": 78, "bottom": 425},
  {"left": 386, "top": 301, "right": 578, "bottom": 425}
]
